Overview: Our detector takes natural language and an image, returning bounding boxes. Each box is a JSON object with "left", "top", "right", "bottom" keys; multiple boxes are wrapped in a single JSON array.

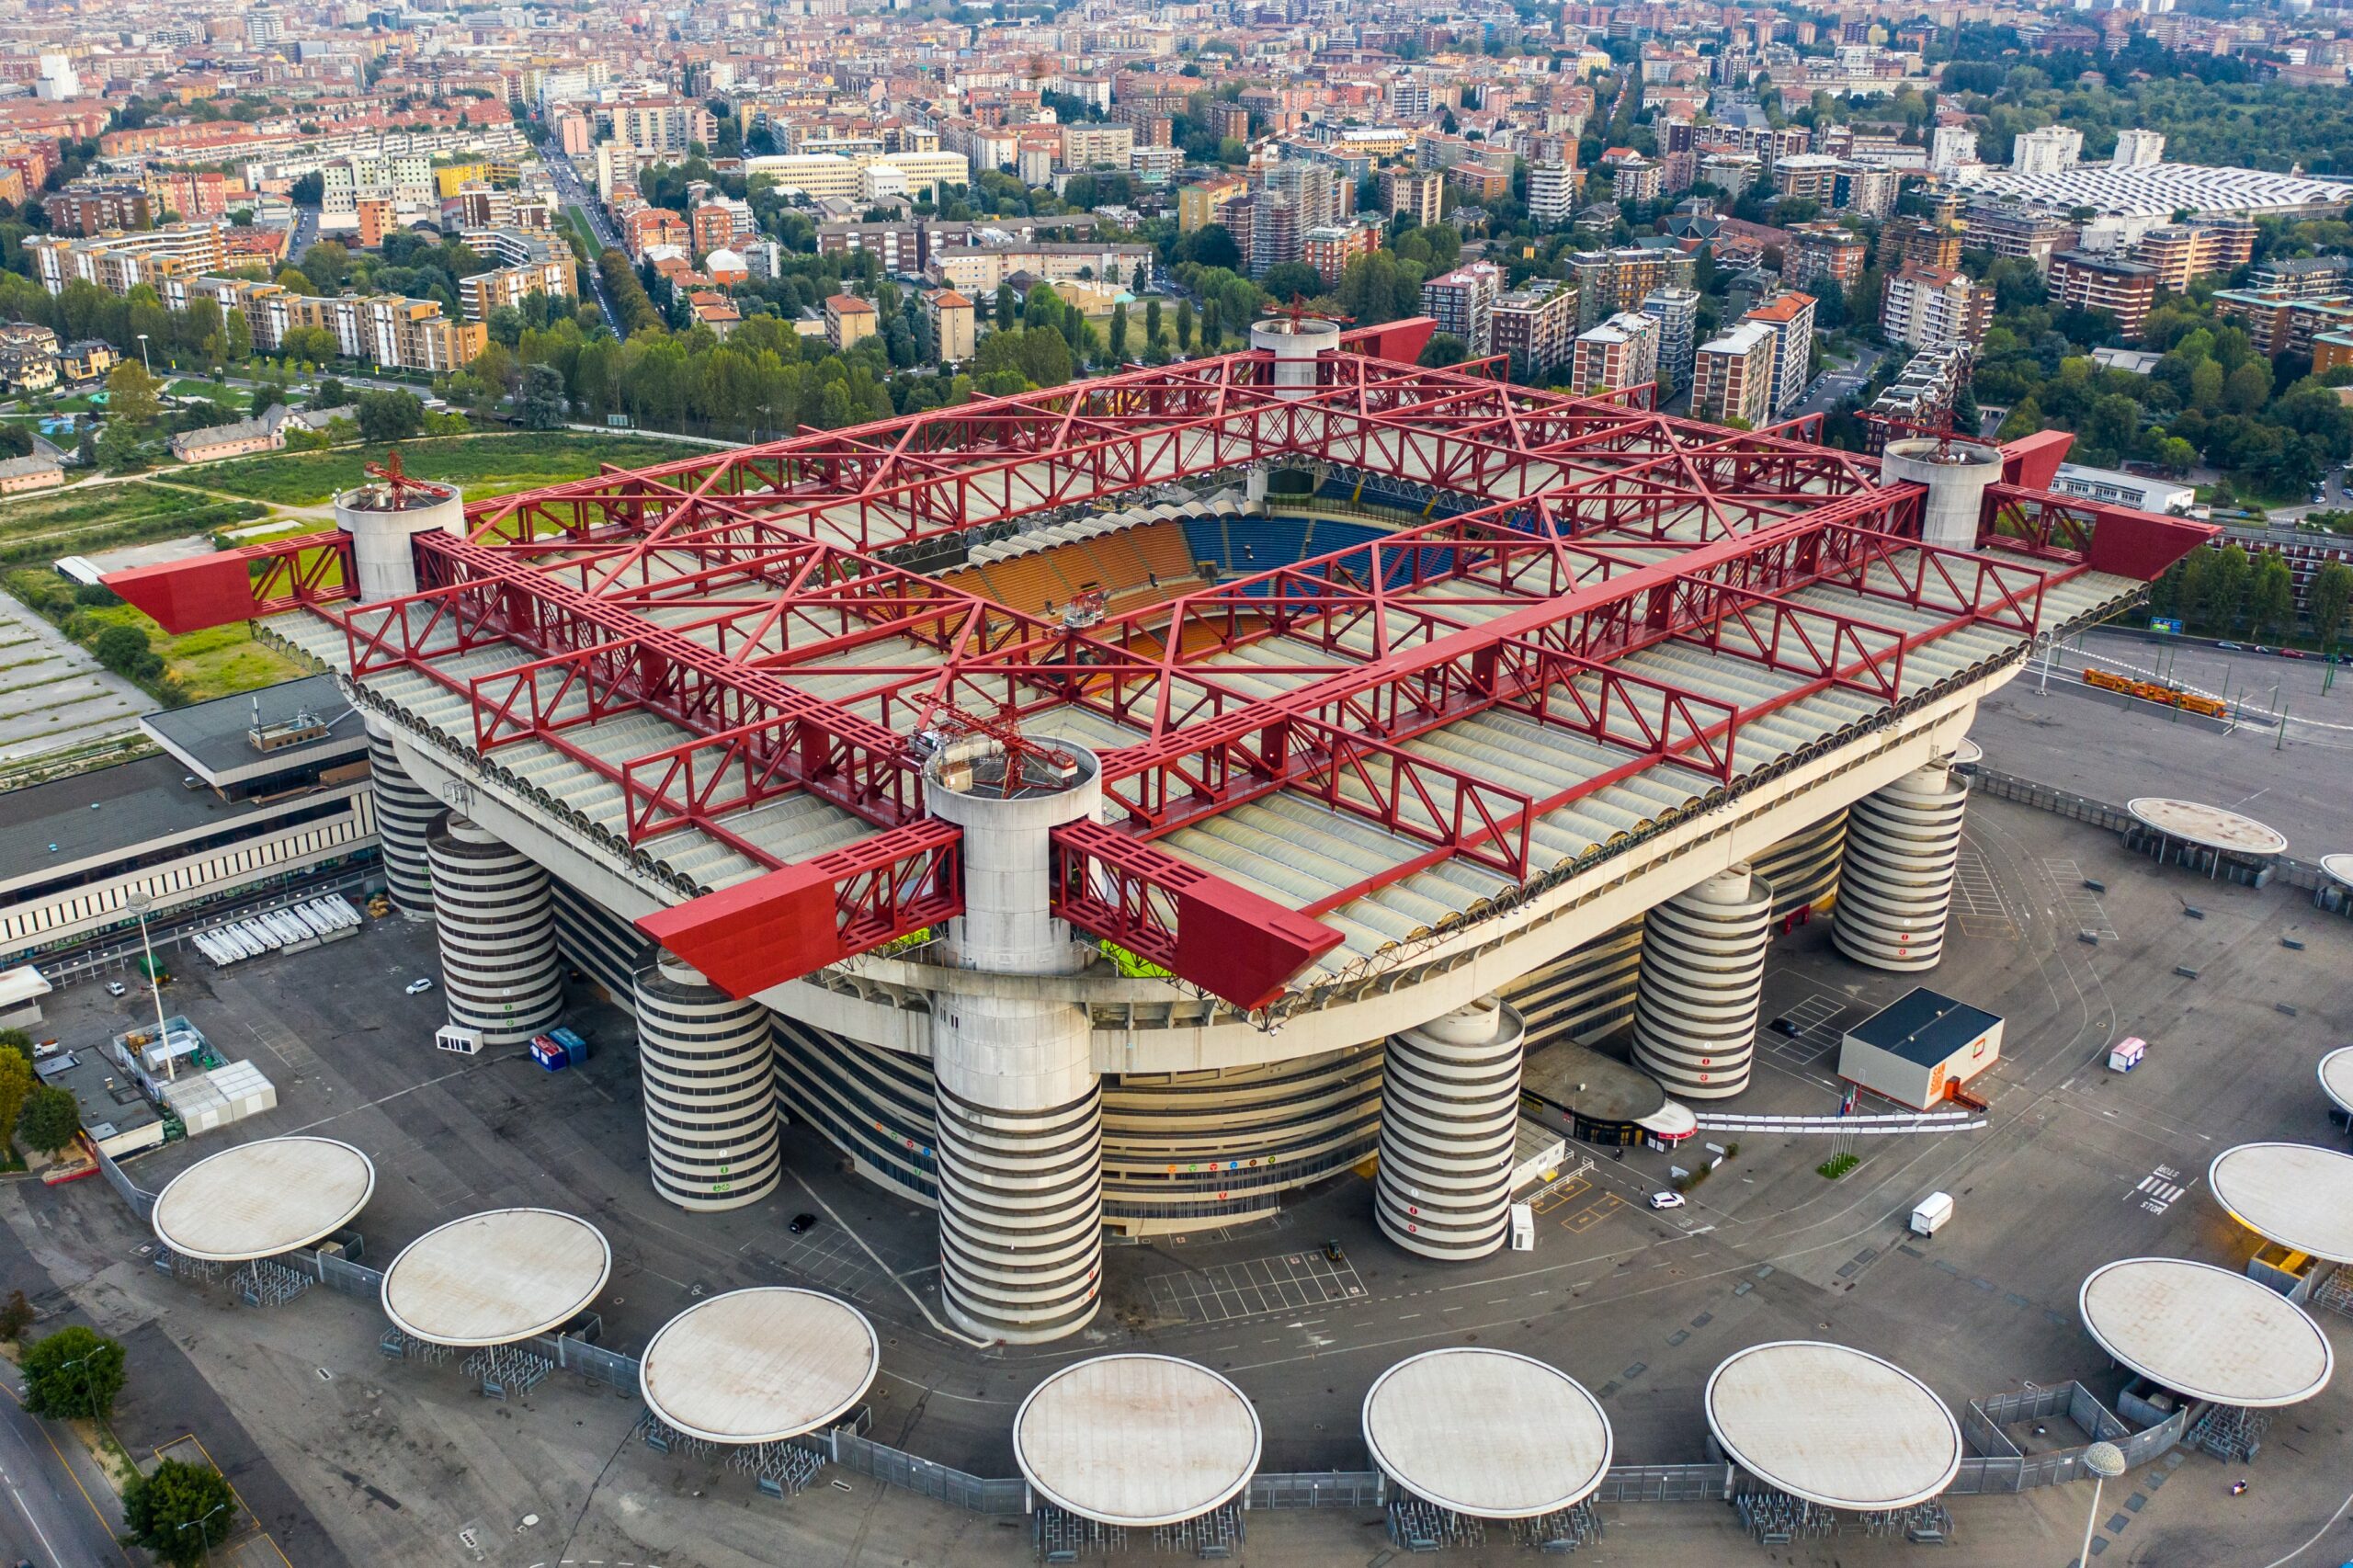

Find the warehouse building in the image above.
[{"left": 1836, "top": 988, "right": 2004, "bottom": 1111}]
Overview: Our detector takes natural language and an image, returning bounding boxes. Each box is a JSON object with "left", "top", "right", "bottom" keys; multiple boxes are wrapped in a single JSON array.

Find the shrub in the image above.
[
  {"left": 123, "top": 1458, "right": 238, "bottom": 1566},
  {"left": 20, "top": 1324, "right": 124, "bottom": 1419},
  {"left": 17, "top": 1083, "right": 81, "bottom": 1155},
  {"left": 1816, "top": 1153, "right": 1860, "bottom": 1180}
]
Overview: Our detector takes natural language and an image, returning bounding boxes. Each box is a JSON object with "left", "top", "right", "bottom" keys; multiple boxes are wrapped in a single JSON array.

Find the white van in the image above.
[{"left": 1910, "top": 1191, "right": 1955, "bottom": 1237}]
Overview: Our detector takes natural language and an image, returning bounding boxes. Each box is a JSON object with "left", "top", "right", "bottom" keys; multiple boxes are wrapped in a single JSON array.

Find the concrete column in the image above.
[
  {"left": 633, "top": 953, "right": 781, "bottom": 1211},
  {"left": 921, "top": 742, "right": 1105, "bottom": 1344},
  {"left": 1879, "top": 437, "right": 2004, "bottom": 552},
  {"left": 1631, "top": 865, "right": 1772, "bottom": 1100},
  {"left": 426, "top": 812, "right": 563, "bottom": 1046},
  {"left": 1833, "top": 762, "right": 1970, "bottom": 972},
  {"left": 1374, "top": 996, "right": 1527, "bottom": 1261},
  {"left": 366, "top": 714, "right": 438, "bottom": 921},
  {"left": 335, "top": 476, "right": 465, "bottom": 604}
]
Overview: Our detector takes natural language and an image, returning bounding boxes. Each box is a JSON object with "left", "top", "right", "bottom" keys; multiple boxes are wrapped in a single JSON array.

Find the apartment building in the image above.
[
  {"left": 1178, "top": 175, "right": 1249, "bottom": 233},
  {"left": 2248, "top": 255, "right": 2353, "bottom": 299},
  {"left": 43, "top": 182, "right": 152, "bottom": 235},
  {"left": 1303, "top": 222, "right": 1380, "bottom": 287},
  {"left": 2046, "top": 249, "right": 2161, "bottom": 337},
  {"left": 1880, "top": 265, "right": 1994, "bottom": 352},
  {"left": 602, "top": 99, "right": 717, "bottom": 155},
  {"left": 2011, "top": 125, "right": 2083, "bottom": 176},
  {"left": 2213, "top": 288, "right": 2353, "bottom": 358},
  {"left": 1570, "top": 311, "right": 1660, "bottom": 393},
  {"left": 1773, "top": 153, "right": 1843, "bottom": 206},
  {"left": 458, "top": 256, "right": 577, "bottom": 320},
  {"left": 1785, "top": 222, "right": 1868, "bottom": 294},
  {"left": 2131, "top": 217, "right": 2256, "bottom": 291},
  {"left": 27, "top": 223, "right": 225, "bottom": 294},
  {"left": 1528, "top": 161, "right": 1576, "bottom": 227},
  {"left": 1641, "top": 286, "right": 1700, "bottom": 397},
  {"left": 928, "top": 242, "right": 1156, "bottom": 293},
  {"left": 1742, "top": 291, "right": 1818, "bottom": 419},
  {"left": 320, "top": 153, "right": 433, "bottom": 213},
  {"left": 744, "top": 151, "right": 968, "bottom": 202},
  {"left": 1266, "top": 160, "right": 1348, "bottom": 232},
  {"left": 925, "top": 289, "right": 976, "bottom": 363},
  {"left": 826, "top": 293, "right": 878, "bottom": 353},
  {"left": 1564, "top": 247, "right": 1695, "bottom": 329},
  {"left": 1490, "top": 279, "right": 1579, "bottom": 376},
  {"left": 1962, "top": 195, "right": 2076, "bottom": 267},
  {"left": 1691, "top": 320, "right": 1777, "bottom": 426},
  {"left": 1381, "top": 166, "right": 1444, "bottom": 228},
  {"left": 1061, "top": 123, "right": 1134, "bottom": 171},
  {"left": 1877, "top": 215, "right": 1963, "bottom": 276},
  {"left": 1420, "top": 261, "right": 1506, "bottom": 356}
]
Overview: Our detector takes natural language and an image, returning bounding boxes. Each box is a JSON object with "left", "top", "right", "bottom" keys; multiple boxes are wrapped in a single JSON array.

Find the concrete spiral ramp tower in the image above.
[
  {"left": 1375, "top": 997, "right": 1527, "bottom": 1260},
  {"left": 1832, "top": 762, "right": 1969, "bottom": 971},
  {"left": 1631, "top": 865, "right": 1772, "bottom": 1099},
  {"left": 633, "top": 953, "right": 783, "bottom": 1211},
  {"left": 366, "top": 718, "right": 441, "bottom": 921},
  {"left": 426, "top": 812, "right": 563, "bottom": 1046}
]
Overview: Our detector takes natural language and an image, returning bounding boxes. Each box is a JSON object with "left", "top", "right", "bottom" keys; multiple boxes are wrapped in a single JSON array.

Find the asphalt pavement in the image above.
[{"left": 0, "top": 1380, "right": 127, "bottom": 1568}]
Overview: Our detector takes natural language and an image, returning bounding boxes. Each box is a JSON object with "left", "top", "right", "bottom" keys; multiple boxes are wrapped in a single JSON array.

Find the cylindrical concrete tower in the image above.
[
  {"left": 1879, "top": 437, "right": 2005, "bottom": 552},
  {"left": 632, "top": 953, "right": 782, "bottom": 1211},
  {"left": 1250, "top": 315, "right": 1341, "bottom": 401},
  {"left": 426, "top": 812, "right": 563, "bottom": 1046},
  {"left": 921, "top": 739, "right": 1105, "bottom": 1344},
  {"left": 366, "top": 714, "right": 438, "bottom": 921},
  {"left": 1833, "top": 762, "right": 1970, "bottom": 972},
  {"left": 334, "top": 469, "right": 465, "bottom": 603},
  {"left": 1631, "top": 865, "right": 1773, "bottom": 1100},
  {"left": 1374, "top": 997, "right": 1527, "bottom": 1261}
]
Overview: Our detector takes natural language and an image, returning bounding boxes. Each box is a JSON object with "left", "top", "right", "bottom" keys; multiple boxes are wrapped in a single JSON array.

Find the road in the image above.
[
  {"left": 0, "top": 1381, "right": 127, "bottom": 1568},
  {"left": 1791, "top": 342, "right": 1884, "bottom": 421},
  {"left": 544, "top": 153, "right": 625, "bottom": 335},
  {"left": 287, "top": 205, "right": 318, "bottom": 262}
]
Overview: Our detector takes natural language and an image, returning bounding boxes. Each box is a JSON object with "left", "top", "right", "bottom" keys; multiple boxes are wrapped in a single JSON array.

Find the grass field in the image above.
[
  {"left": 167, "top": 379, "right": 252, "bottom": 415},
  {"left": 564, "top": 205, "right": 605, "bottom": 258},
  {"left": 0, "top": 481, "right": 270, "bottom": 565},
  {"left": 185, "top": 432, "right": 704, "bottom": 506}
]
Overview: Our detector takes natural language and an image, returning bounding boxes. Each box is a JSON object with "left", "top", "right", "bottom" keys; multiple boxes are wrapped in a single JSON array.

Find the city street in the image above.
[{"left": 1792, "top": 342, "right": 1884, "bottom": 420}]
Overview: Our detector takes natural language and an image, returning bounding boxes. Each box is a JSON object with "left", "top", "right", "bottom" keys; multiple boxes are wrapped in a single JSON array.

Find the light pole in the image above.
[
  {"left": 135, "top": 334, "right": 151, "bottom": 378},
  {"left": 122, "top": 889, "right": 174, "bottom": 1080},
  {"left": 2077, "top": 1439, "right": 2126, "bottom": 1568},
  {"left": 177, "top": 1498, "right": 233, "bottom": 1566}
]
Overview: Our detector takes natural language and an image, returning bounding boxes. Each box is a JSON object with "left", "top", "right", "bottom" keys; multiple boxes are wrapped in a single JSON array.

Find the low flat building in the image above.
[
  {"left": 1837, "top": 988, "right": 2004, "bottom": 1112},
  {"left": 169, "top": 408, "right": 286, "bottom": 464},
  {"left": 0, "top": 454, "right": 65, "bottom": 495}
]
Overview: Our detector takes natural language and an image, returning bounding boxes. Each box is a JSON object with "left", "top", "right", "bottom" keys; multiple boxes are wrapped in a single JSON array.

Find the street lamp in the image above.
[
  {"left": 2077, "top": 1439, "right": 2126, "bottom": 1568},
  {"left": 135, "top": 333, "right": 151, "bottom": 377},
  {"left": 122, "top": 889, "right": 175, "bottom": 1080},
  {"left": 176, "top": 1498, "right": 233, "bottom": 1566}
]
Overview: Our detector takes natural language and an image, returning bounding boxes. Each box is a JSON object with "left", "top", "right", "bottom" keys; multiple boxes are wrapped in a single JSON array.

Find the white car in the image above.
[
  {"left": 1649, "top": 1190, "right": 1687, "bottom": 1210},
  {"left": 104, "top": 981, "right": 127, "bottom": 997},
  {"left": 404, "top": 978, "right": 435, "bottom": 995}
]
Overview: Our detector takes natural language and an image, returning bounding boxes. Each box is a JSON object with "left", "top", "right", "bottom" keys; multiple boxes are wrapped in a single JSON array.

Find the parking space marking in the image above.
[
  {"left": 2042, "top": 857, "right": 2118, "bottom": 940},
  {"left": 1146, "top": 1250, "right": 1368, "bottom": 1325},
  {"left": 1763, "top": 991, "right": 1850, "bottom": 1066},
  {"left": 1954, "top": 841, "right": 2017, "bottom": 938}
]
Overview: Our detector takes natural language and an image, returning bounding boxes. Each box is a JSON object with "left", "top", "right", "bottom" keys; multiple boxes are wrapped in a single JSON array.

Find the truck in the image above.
[
  {"left": 1909, "top": 1191, "right": 1954, "bottom": 1237},
  {"left": 2108, "top": 1036, "right": 2147, "bottom": 1073}
]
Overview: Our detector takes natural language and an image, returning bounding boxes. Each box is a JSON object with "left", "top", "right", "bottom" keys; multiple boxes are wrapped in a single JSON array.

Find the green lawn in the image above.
[
  {"left": 564, "top": 205, "right": 605, "bottom": 258},
  {"left": 186, "top": 433, "right": 705, "bottom": 506},
  {"left": 0, "top": 481, "right": 269, "bottom": 565},
  {"left": 73, "top": 601, "right": 306, "bottom": 701}
]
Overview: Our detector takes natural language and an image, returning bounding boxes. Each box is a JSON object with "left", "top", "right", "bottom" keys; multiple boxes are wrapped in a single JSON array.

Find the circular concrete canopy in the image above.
[
  {"left": 1012, "top": 1355, "right": 1261, "bottom": 1528},
  {"left": 639, "top": 1289, "right": 879, "bottom": 1446},
  {"left": 151, "top": 1136, "right": 375, "bottom": 1263},
  {"left": 1704, "top": 1342, "right": 1962, "bottom": 1512},
  {"left": 381, "top": 1208, "right": 610, "bottom": 1348},
  {"left": 2210, "top": 1143, "right": 2353, "bottom": 1265},
  {"left": 2322, "top": 1047, "right": 2353, "bottom": 1117},
  {"left": 2079, "top": 1258, "right": 2333, "bottom": 1408},
  {"left": 2126, "top": 798, "right": 2288, "bottom": 857},
  {"left": 1362, "top": 1348, "right": 1612, "bottom": 1519},
  {"left": 1949, "top": 737, "right": 1984, "bottom": 767},
  {"left": 2321, "top": 853, "right": 2353, "bottom": 890}
]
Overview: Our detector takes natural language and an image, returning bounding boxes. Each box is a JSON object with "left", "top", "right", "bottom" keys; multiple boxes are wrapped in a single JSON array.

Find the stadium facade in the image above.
[{"left": 108, "top": 318, "right": 2210, "bottom": 1343}]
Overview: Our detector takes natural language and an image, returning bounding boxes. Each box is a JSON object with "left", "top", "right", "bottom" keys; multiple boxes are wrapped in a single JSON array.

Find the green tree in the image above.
[
  {"left": 17, "top": 1083, "right": 82, "bottom": 1157},
  {"left": 104, "top": 360, "right": 162, "bottom": 428},
  {"left": 355, "top": 390, "right": 425, "bottom": 443},
  {"left": 20, "top": 1324, "right": 123, "bottom": 1419},
  {"left": 0, "top": 1042, "right": 27, "bottom": 1159},
  {"left": 2222, "top": 357, "right": 2272, "bottom": 415},
  {"left": 2310, "top": 559, "right": 2353, "bottom": 648},
  {"left": 1175, "top": 299, "right": 1194, "bottom": 350},
  {"left": 123, "top": 1459, "right": 238, "bottom": 1567},
  {"left": 1419, "top": 332, "right": 1469, "bottom": 368},
  {"left": 2248, "top": 554, "right": 2296, "bottom": 640},
  {"left": 2201, "top": 541, "right": 2252, "bottom": 632},
  {"left": 995, "top": 281, "right": 1017, "bottom": 330},
  {"left": 1144, "top": 298, "right": 1163, "bottom": 348},
  {"left": 514, "top": 363, "right": 569, "bottom": 430},
  {"left": 1108, "top": 302, "right": 1129, "bottom": 362}
]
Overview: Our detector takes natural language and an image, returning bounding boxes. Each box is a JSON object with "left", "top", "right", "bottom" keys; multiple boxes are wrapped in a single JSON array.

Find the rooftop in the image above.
[
  {"left": 2078, "top": 1257, "right": 2333, "bottom": 1408},
  {"left": 139, "top": 673, "right": 361, "bottom": 787},
  {"left": 1846, "top": 988, "right": 2001, "bottom": 1068}
]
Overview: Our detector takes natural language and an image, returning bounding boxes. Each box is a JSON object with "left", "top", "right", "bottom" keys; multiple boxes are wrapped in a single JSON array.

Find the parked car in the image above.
[
  {"left": 789, "top": 1212, "right": 818, "bottom": 1235},
  {"left": 1768, "top": 1017, "right": 1801, "bottom": 1038},
  {"left": 104, "top": 980, "right": 126, "bottom": 997},
  {"left": 404, "top": 978, "right": 434, "bottom": 995},
  {"left": 2217, "top": 640, "right": 2244, "bottom": 650},
  {"left": 1322, "top": 1239, "right": 1347, "bottom": 1265},
  {"left": 2283, "top": 648, "right": 2309, "bottom": 660},
  {"left": 1649, "top": 1191, "right": 1687, "bottom": 1210}
]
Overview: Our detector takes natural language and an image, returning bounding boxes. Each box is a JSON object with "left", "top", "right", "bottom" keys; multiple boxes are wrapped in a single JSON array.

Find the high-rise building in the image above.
[
  {"left": 1690, "top": 320, "right": 1777, "bottom": 426},
  {"left": 1879, "top": 215, "right": 1964, "bottom": 275},
  {"left": 2112, "top": 129, "right": 2165, "bottom": 168},
  {"left": 2010, "top": 126, "right": 2083, "bottom": 176},
  {"left": 1303, "top": 222, "right": 1381, "bottom": 286},
  {"left": 1420, "top": 261, "right": 1506, "bottom": 356},
  {"left": 1490, "top": 279, "right": 1579, "bottom": 376},
  {"left": 1528, "top": 161, "right": 1576, "bottom": 227},
  {"left": 1881, "top": 265, "right": 1995, "bottom": 351},
  {"left": 1267, "top": 160, "right": 1347, "bottom": 233},
  {"left": 1742, "top": 291, "right": 1818, "bottom": 419},
  {"left": 1571, "top": 311, "right": 1660, "bottom": 393},
  {"left": 2131, "top": 217, "right": 2256, "bottom": 291},
  {"left": 244, "top": 7, "right": 283, "bottom": 47},
  {"left": 1930, "top": 125, "right": 1978, "bottom": 173},
  {"left": 1381, "top": 167, "right": 1444, "bottom": 228},
  {"left": 2046, "top": 249, "right": 2161, "bottom": 337},
  {"left": 1786, "top": 223, "right": 1869, "bottom": 295},
  {"left": 925, "top": 289, "right": 976, "bottom": 364},
  {"left": 1641, "top": 286, "right": 1700, "bottom": 397},
  {"left": 1565, "top": 247, "right": 1695, "bottom": 329}
]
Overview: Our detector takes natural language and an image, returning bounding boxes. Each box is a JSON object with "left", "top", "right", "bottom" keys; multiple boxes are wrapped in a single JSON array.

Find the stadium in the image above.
[{"left": 107, "top": 313, "right": 2209, "bottom": 1346}]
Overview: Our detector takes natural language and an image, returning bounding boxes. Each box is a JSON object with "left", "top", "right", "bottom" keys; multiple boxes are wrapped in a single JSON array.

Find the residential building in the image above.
[
  {"left": 926, "top": 290, "right": 976, "bottom": 364},
  {"left": 2112, "top": 129, "right": 2165, "bottom": 168},
  {"left": 1962, "top": 195, "right": 2076, "bottom": 267},
  {"left": 2046, "top": 249, "right": 2161, "bottom": 337},
  {"left": 2213, "top": 289, "right": 2353, "bottom": 358},
  {"left": 26, "top": 224, "right": 225, "bottom": 295},
  {"left": 1773, "top": 153, "right": 1843, "bottom": 206},
  {"left": 2011, "top": 125, "right": 2083, "bottom": 176},
  {"left": 171, "top": 408, "right": 286, "bottom": 463},
  {"left": 827, "top": 293, "right": 878, "bottom": 353},
  {"left": 1528, "top": 161, "right": 1576, "bottom": 227},
  {"left": 1178, "top": 175, "right": 1249, "bottom": 233},
  {"left": 1381, "top": 167, "right": 1445, "bottom": 228},
  {"left": 43, "top": 182, "right": 153, "bottom": 235},
  {"left": 0, "top": 323, "right": 59, "bottom": 393},
  {"left": 355, "top": 198, "right": 394, "bottom": 249},
  {"left": 1878, "top": 216, "right": 1963, "bottom": 275},
  {"left": 1303, "top": 222, "right": 1380, "bottom": 287},
  {"left": 1742, "top": 290, "right": 1818, "bottom": 419},
  {"left": 1266, "top": 161, "right": 1347, "bottom": 233},
  {"left": 1420, "top": 261, "right": 1506, "bottom": 356},
  {"left": 1490, "top": 279, "right": 1579, "bottom": 377},
  {"left": 0, "top": 454, "right": 63, "bottom": 495},
  {"left": 1691, "top": 320, "right": 1777, "bottom": 426},
  {"left": 1881, "top": 265, "right": 1994, "bottom": 351},
  {"left": 2131, "top": 218, "right": 2256, "bottom": 291},
  {"left": 1870, "top": 343, "right": 1974, "bottom": 426},
  {"left": 1609, "top": 156, "right": 1663, "bottom": 205},
  {"left": 1786, "top": 223, "right": 1868, "bottom": 294},
  {"left": 458, "top": 256, "right": 577, "bottom": 321},
  {"left": 2249, "top": 255, "right": 2353, "bottom": 299},
  {"left": 743, "top": 152, "right": 968, "bottom": 202},
  {"left": 1641, "top": 287, "right": 1700, "bottom": 397},
  {"left": 1835, "top": 165, "right": 1899, "bottom": 220},
  {"left": 1571, "top": 311, "right": 1660, "bottom": 394},
  {"left": 1061, "top": 123, "right": 1134, "bottom": 172},
  {"left": 604, "top": 99, "right": 717, "bottom": 156},
  {"left": 57, "top": 338, "right": 116, "bottom": 383},
  {"left": 1930, "top": 125, "right": 1979, "bottom": 173}
]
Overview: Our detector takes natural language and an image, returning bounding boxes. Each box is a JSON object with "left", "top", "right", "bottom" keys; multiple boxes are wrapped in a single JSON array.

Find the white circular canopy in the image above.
[
  {"left": 381, "top": 1208, "right": 610, "bottom": 1347},
  {"left": 2079, "top": 1257, "right": 2333, "bottom": 1408},
  {"left": 640, "top": 1289, "right": 879, "bottom": 1446},
  {"left": 151, "top": 1136, "right": 375, "bottom": 1263},
  {"left": 1013, "top": 1355, "right": 1261, "bottom": 1528},
  {"left": 1362, "top": 1347, "right": 1611, "bottom": 1519},
  {"left": 2127, "top": 797, "right": 2287, "bottom": 856},
  {"left": 2209, "top": 1143, "right": 2353, "bottom": 1264},
  {"left": 1705, "top": 1342, "right": 1962, "bottom": 1511},
  {"left": 2320, "top": 1047, "right": 2353, "bottom": 1117}
]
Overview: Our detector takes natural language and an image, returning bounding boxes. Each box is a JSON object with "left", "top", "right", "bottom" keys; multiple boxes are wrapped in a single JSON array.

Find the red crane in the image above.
[
  {"left": 361, "top": 448, "right": 439, "bottom": 509},
  {"left": 910, "top": 702, "right": 1080, "bottom": 798}
]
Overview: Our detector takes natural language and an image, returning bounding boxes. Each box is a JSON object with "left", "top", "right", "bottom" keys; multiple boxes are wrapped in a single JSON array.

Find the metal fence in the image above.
[
  {"left": 1248, "top": 1471, "right": 1385, "bottom": 1509},
  {"left": 95, "top": 1148, "right": 154, "bottom": 1218},
  {"left": 1971, "top": 767, "right": 2336, "bottom": 895},
  {"left": 1949, "top": 1382, "right": 2187, "bottom": 1494},
  {"left": 824, "top": 1432, "right": 1027, "bottom": 1514},
  {"left": 1593, "top": 1464, "right": 1733, "bottom": 1504}
]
